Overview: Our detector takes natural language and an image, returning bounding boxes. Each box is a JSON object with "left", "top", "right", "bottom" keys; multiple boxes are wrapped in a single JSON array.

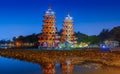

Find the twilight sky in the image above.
[{"left": 0, "top": 0, "right": 120, "bottom": 40}]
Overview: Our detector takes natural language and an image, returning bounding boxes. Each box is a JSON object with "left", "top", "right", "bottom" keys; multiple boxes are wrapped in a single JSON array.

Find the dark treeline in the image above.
[
  {"left": 75, "top": 26, "right": 120, "bottom": 45},
  {"left": 12, "top": 26, "right": 120, "bottom": 47},
  {"left": 0, "top": 40, "right": 13, "bottom": 44},
  {"left": 13, "top": 33, "right": 39, "bottom": 48}
]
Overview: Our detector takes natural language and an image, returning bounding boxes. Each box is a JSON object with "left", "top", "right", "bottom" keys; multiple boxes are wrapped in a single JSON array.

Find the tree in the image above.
[
  {"left": 13, "top": 33, "right": 39, "bottom": 47},
  {"left": 98, "top": 29, "right": 110, "bottom": 42},
  {"left": 109, "top": 26, "right": 120, "bottom": 42},
  {"left": 74, "top": 31, "right": 89, "bottom": 43}
]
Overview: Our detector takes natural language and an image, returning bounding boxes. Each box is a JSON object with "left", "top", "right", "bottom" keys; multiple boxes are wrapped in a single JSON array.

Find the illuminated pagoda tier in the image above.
[
  {"left": 38, "top": 6, "right": 60, "bottom": 47},
  {"left": 61, "top": 13, "right": 77, "bottom": 43}
]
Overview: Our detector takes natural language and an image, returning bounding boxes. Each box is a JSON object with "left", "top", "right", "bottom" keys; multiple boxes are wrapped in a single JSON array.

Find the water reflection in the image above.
[
  {"left": 0, "top": 56, "right": 41, "bottom": 74},
  {"left": 0, "top": 56, "right": 101, "bottom": 74},
  {"left": 60, "top": 60, "right": 73, "bottom": 74},
  {"left": 41, "top": 60, "right": 74, "bottom": 74},
  {"left": 42, "top": 63, "right": 55, "bottom": 74},
  {"left": 40, "top": 60, "right": 102, "bottom": 74}
]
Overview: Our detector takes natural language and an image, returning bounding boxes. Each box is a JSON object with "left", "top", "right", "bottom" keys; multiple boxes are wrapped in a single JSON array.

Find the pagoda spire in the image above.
[
  {"left": 45, "top": 5, "right": 55, "bottom": 16},
  {"left": 48, "top": 5, "right": 51, "bottom": 10},
  {"left": 48, "top": 5, "right": 52, "bottom": 11},
  {"left": 64, "top": 12, "right": 72, "bottom": 20},
  {"left": 67, "top": 11, "right": 70, "bottom": 17},
  {"left": 61, "top": 12, "right": 76, "bottom": 43}
]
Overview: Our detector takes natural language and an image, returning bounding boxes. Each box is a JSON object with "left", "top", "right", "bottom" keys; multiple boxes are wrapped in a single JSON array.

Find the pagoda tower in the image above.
[
  {"left": 61, "top": 13, "right": 76, "bottom": 43},
  {"left": 38, "top": 6, "right": 59, "bottom": 47}
]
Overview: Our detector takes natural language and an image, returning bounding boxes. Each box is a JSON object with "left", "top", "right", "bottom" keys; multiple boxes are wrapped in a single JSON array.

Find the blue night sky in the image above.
[{"left": 0, "top": 0, "right": 120, "bottom": 40}]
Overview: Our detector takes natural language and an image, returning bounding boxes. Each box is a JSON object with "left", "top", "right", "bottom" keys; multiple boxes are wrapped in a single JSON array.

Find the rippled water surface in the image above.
[
  {"left": 0, "top": 56, "right": 101, "bottom": 74},
  {"left": 0, "top": 56, "right": 41, "bottom": 74}
]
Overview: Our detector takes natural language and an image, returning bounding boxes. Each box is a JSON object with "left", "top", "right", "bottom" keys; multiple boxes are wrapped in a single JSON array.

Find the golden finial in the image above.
[{"left": 48, "top": 5, "right": 51, "bottom": 9}]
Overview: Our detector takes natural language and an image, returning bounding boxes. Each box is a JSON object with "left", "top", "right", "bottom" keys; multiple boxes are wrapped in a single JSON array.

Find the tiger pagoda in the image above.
[
  {"left": 38, "top": 6, "right": 77, "bottom": 49},
  {"left": 61, "top": 13, "right": 76, "bottom": 43}
]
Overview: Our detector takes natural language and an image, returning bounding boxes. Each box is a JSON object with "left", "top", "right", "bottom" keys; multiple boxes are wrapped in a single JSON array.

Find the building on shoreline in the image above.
[
  {"left": 38, "top": 6, "right": 60, "bottom": 47},
  {"left": 0, "top": 40, "right": 14, "bottom": 49},
  {"left": 61, "top": 13, "right": 76, "bottom": 43},
  {"left": 38, "top": 6, "right": 76, "bottom": 48}
]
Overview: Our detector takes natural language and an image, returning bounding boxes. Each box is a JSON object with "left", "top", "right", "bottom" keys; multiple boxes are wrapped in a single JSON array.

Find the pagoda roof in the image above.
[
  {"left": 44, "top": 6, "right": 55, "bottom": 16},
  {"left": 64, "top": 12, "right": 73, "bottom": 20}
]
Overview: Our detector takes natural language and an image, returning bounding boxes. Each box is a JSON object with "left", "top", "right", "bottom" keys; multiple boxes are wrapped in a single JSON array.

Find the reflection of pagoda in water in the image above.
[
  {"left": 41, "top": 60, "right": 73, "bottom": 74},
  {"left": 60, "top": 60, "right": 74, "bottom": 74},
  {"left": 38, "top": 6, "right": 76, "bottom": 48},
  {"left": 42, "top": 63, "right": 55, "bottom": 74}
]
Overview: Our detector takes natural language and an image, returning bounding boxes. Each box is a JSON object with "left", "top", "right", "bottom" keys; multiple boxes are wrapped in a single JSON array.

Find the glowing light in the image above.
[
  {"left": 79, "top": 45, "right": 82, "bottom": 47},
  {"left": 102, "top": 45, "right": 106, "bottom": 48}
]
